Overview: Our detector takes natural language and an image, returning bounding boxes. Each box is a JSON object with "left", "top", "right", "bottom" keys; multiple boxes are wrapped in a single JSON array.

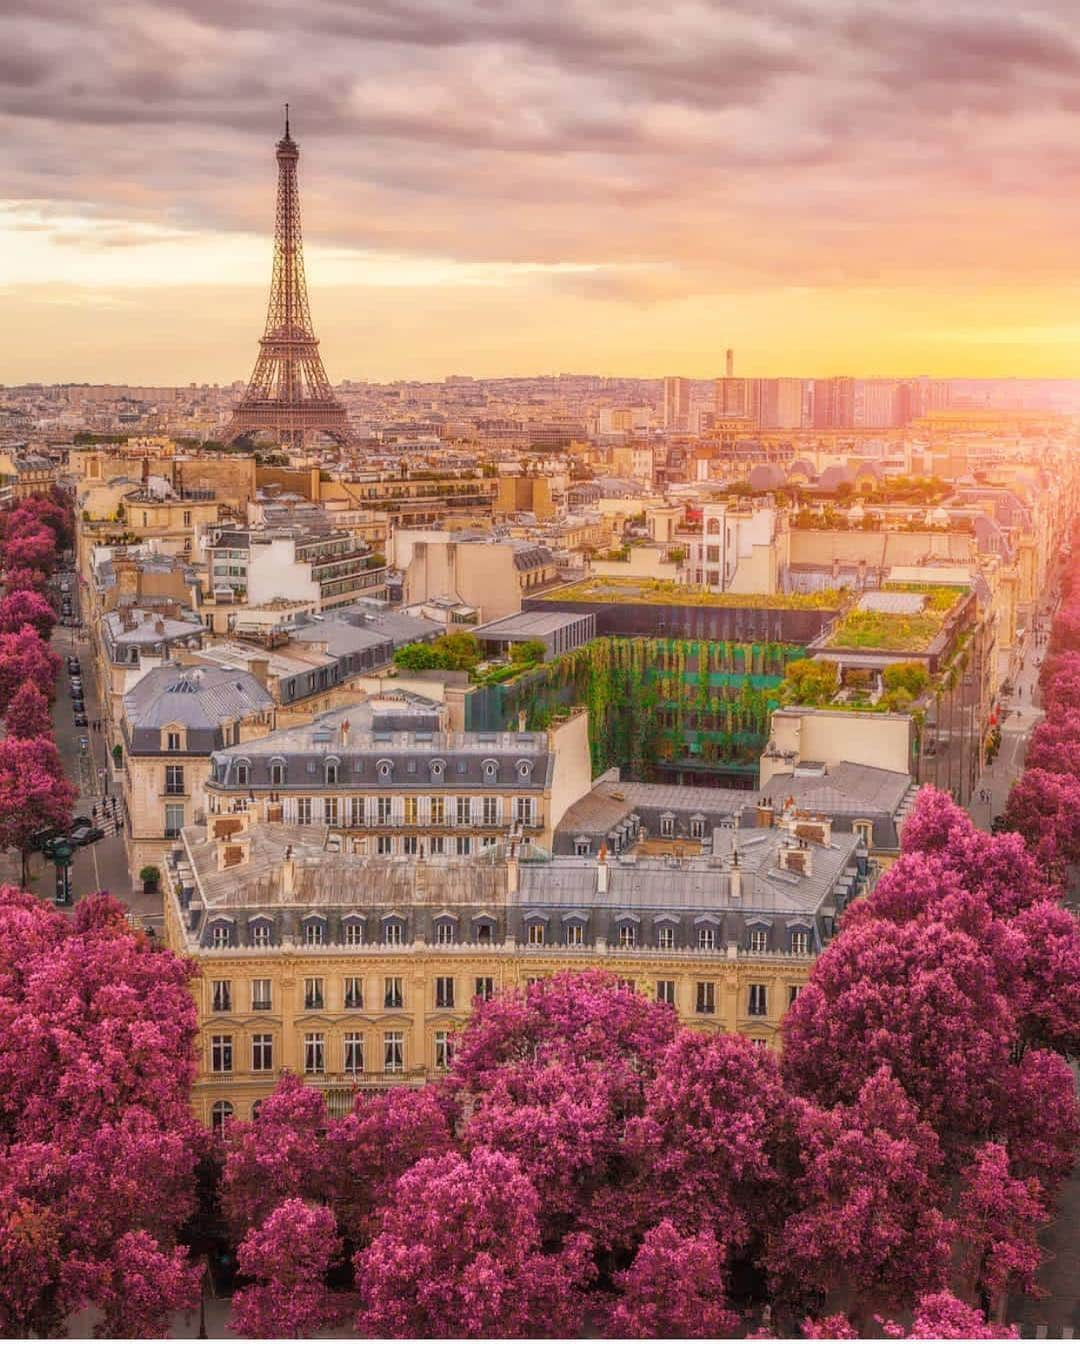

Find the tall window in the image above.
[
  {"left": 344, "top": 1033, "right": 364, "bottom": 1074},
  {"left": 429, "top": 836, "right": 445, "bottom": 855},
  {"left": 211, "top": 1100, "right": 233, "bottom": 1135},
  {"left": 324, "top": 797, "right": 339, "bottom": 826},
  {"left": 210, "top": 1035, "right": 232, "bottom": 1074},
  {"left": 482, "top": 797, "right": 498, "bottom": 826},
  {"left": 455, "top": 836, "right": 471, "bottom": 856},
  {"left": 304, "top": 978, "right": 324, "bottom": 1010},
  {"left": 210, "top": 925, "right": 231, "bottom": 949},
  {"left": 165, "top": 765, "right": 184, "bottom": 795},
  {"left": 304, "top": 1033, "right": 325, "bottom": 1075},
  {"left": 527, "top": 922, "right": 545, "bottom": 946},
  {"left": 698, "top": 928, "right": 716, "bottom": 951},
  {"left": 236, "top": 763, "right": 249, "bottom": 787},
  {"left": 164, "top": 804, "right": 184, "bottom": 838},
  {"left": 749, "top": 929, "right": 768, "bottom": 954},
  {"left": 748, "top": 984, "right": 768, "bottom": 1017},
  {"left": 566, "top": 922, "right": 584, "bottom": 947},
  {"left": 788, "top": 984, "right": 803, "bottom": 1007},
  {"left": 403, "top": 835, "right": 419, "bottom": 855},
  {"left": 384, "top": 977, "right": 403, "bottom": 1009},
  {"left": 384, "top": 1031, "right": 404, "bottom": 1073},
  {"left": 434, "top": 1030, "right": 454, "bottom": 1071},
  {"left": 271, "top": 762, "right": 285, "bottom": 786},
  {"left": 435, "top": 977, "right": 455, "bottom": 1009},
  {"left": 655, "top": 981, "right": 675, "bottom": 1006},
  {"left": 696, "top": 982, "right": 716, "bottom": 1014},
  {"left": 455, "top": 797, "right": 471, "bottom": 826},
  {"left": 342, "top": 976, "right": 363, "bottom": 1009},
  {"left": 435, "top": 920, "right": 454, "bottom": 945},
  {"left": 251, "top": 1034, "right": 273, "bottom": 1072},
  {"left": 475, "top": 976, "right": 495, "bottom": 1001},
  {"left": 326, "top": 762, "right": 338, "bottom": 785},
  {"left": 211, "top": 979, "right": 231, "bottom": 1013},
  {"left": 385, "top": 921, "right": 404, "bottom": 946},
  {"left": 790, "top": 930, "right": 809, "bottom": 957},
  {"left": 344, "top": 921, "right": 364, "bottom": 946},
  {"left": 251, "top": 979, "right": 271, "bottom": 1011},
  {"left": 660, "top": 815, "right": 675, "bottom": 838},
  {"left": 377, "top": 836, "right": 393, "bottom": 856},
  {"left": 515, "top": 797, "right": 535, "bottom": 826},
  {"left": 377, "top": 796, "right": 392, "bottom": 825},
  {"left": 166, "top": 731, "right": 181, "bottom": 752},
  {"left": 429, "top": 796, "right": 445, "bottom": 825},
  {"left": 618, "top": 923, "right": 637, "bottom": 949},
  {"left": 303, "top": 922, "right": 324, "bottom": 946},
  {"left": 404, "top": 797, "right": 418, "bottom": 825},
  {"left": 297, "top": 798, "right": 312, "bottom": 826},
  {"left": 349, "top": 797, "right": 365, "bottom": 827}
]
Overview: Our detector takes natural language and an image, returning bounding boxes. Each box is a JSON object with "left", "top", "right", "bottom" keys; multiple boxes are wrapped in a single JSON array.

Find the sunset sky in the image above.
[{"left": 4, "top": 0, "right": 1080, "bottom": 383}]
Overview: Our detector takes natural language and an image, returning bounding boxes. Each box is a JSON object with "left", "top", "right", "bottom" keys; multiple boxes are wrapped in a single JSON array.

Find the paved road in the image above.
[{"left": 16, "top": 610, "right": 149, "bottom": 927}]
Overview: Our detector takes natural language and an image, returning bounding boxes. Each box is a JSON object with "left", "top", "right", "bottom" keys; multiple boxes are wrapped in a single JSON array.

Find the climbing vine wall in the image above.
[{"left": 465, "top": 637, "right": 804, "bottom": 780}]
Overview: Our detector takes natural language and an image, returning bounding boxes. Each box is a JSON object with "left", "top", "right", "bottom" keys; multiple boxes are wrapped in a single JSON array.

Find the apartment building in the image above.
[
  {"left": 684, "top": 501, "right": 790, "bottom": 594},
  {"left": 162, "top": 804, "right": 871, "bottom": 1128},
  {"left": 202, "top": 701, "right": 592, "bottom": 856},
  {"left": 119, "top": 663, "right": 276, "bottom": 883},
  {"left": 203, "top": 524, "right": 387, "bottom": 612}
]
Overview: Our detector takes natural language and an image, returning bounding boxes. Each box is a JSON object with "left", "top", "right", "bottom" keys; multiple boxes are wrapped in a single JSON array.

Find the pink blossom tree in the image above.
[
  {"left": 767, "top": 1069, "right": 951, "bottom": 1329},
  {"left": 231, "top": 1200, "right": 344, "bottom": 1338},
  {"left": 0, "top": 887, "right": 204, "bottom": 1336},
  {"left": 3, "top": 680, "right": 52, "bottom": 740},
  {"left": 1040, "top": 650, "right": 1080, "bottom": 715},
  {"left": 2, "top": 566, "right": 48, "bottom": 596},
  {"left": 354, "top": 1147, "right": 591, "bottom": 1338},
  {"left": 606, "top": 1221, "right": 740, "bottom": 1337},
  {"left": 0, "top": 589, "right": 55, "bottom": 640},
  {"left": 0, "top": 625, "right": 60, "bottom": 712},
  {"left": 1005, "top": 768, "right": 1080, "bottom": 876},
  {"left": 1024, "top": 711, "right": 1080, "bottom": 777},
  {"left": 953, "top": 1144, "right": 1045, "bottom": 1308},
  {"left": 1, "top": 527, "right": 56, "bottom": 576},
  {"left": 782, "top": 916, "right": 1016, "bottom": 1152},
  {"left": 904, "top": 1291, "right": 1017, "bottom": 1339},
  {"left": 0, "top": 736, "right": 74, "bottom": 883},
  {"left": 627, "top": 1029, "right": 789, "bottom": 1252}
]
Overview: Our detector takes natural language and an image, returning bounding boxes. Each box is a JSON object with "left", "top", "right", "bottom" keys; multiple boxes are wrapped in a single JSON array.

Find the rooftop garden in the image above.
[
  {"left": 822, "top": 587, "right": 966, "bottom": 653},
  {"left": 544, "top": 577, "right": 849, "bottom": 610}
]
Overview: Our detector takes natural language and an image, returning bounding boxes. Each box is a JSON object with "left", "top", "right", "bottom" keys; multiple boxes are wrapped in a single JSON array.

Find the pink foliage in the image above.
[
  {"left": 905, "top": 1291, "right": 1018, "bottom": 1338},
  {"left": 1010, "top": 902, "right": 1080, "bottom": 1058},
  {"left": 355, "top": 1146, "right": 591, "bottom": 1338},
  {"left": 231, "top": 1200, "right": 343, "bottom": 1338},
  {"left": 3, "top": 681, "right": 52, "bottom": 740},
  {"left": 2, "top": 567, "right": 47, "bottom": 597},
  {"left": 782, "top": 917, "right": 1015, "bottom": 1147},
  {"left": 954, "top": 1144, "right": 1045, "bottom": 1304},
  {"left": 768, "top": 1069, "right": 950, "bottom": 1315},
  {"left": 1, "top": 528, "right": 56, "bottom": 576},
  {"left": 606, "top": 1220, "right": 740, "bottom": 1337},
  {"left": 0, "top": 589, "right": 55, "bottom": 641},
  {"left": 221, "top": 1074, "right": 331, "bottom": 1241},
  {"left": 0, "top": 626, "right": 59, "bottom": 713},
  {"left": 0, "top": 736, "right": 75, "bottom": 875},
  {"left": 1006, "top": 768, "right": 1080, "bottom": 874},
  {"left": 628, "top": 1029, "right": 788, "bottom": 1249},
  {"left": 0, "top": 885, "right": 202, "bottom": 1335},
  {"left": 1025, "top": 710, "right": 1080, "bottom": 776}
]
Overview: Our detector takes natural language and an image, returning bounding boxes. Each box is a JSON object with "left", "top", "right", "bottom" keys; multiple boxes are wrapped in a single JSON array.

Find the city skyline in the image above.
[{"left": 6, "top": 1, "right": 1080, "bottom": 382}]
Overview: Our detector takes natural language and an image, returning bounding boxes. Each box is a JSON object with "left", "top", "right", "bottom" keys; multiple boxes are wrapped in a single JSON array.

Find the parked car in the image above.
[
  {"left": 72, "top": 702, "right": 86, "bottom": 715},
  {"left": 70, "top": 816, "right": 92, "bottom": 831},
  {"left": 67, "top": 657, "right": 80, "bottom": 673},
  {"left": 74, "top": 713, "right": 88, "bottom": 727},
  {"left": 71, "top": 825, "right": 105, "bottom": 847}
]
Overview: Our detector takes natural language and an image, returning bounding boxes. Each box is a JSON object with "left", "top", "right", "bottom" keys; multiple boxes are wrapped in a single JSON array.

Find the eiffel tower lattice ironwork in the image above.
[{"left": 224, "top": 108, "right": 349, "bottom": 446}]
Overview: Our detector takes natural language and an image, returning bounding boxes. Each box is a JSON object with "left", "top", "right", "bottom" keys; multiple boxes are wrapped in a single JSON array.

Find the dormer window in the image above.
[
  {"left": 482, "top": 759, "right": 498, "bottom": 784},
  {"left": 430, "top": 759, "right": 445, "bottom": 782},
  {"left": 516, "top": 759, "right": 532, "bottom": 781},
  {"left": 377, "top": 759, "right": 393, "bottom": 783},
  {"left": 166, "top": 731, "right": 181, "bottom": 752},
  {"left": 270, "top": 760, "right": 286, "bottom": 786},
  {"left": 235, "top": 762, "right": 249, "bottom": 787},
  {"left": 326, "top": 761, "right": 339, "bottom": 785}
]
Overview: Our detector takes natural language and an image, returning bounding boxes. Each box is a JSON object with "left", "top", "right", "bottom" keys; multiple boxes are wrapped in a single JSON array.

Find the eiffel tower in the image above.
[{"left": 224, "top": 108, "right": 349, "bottom": 446}]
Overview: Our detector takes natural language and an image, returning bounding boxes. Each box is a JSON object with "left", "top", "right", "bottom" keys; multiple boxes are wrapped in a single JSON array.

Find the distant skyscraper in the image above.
[
  {"left": 662, "top": 376, "right": 691, "bottom": 429},
  {"left": 715, "top": 376, "right": 761, "bottom": 426},
  {"left": 812, "top": 376, "right": 855, "bottom": 429},
  {"left": 759, "top": 378, "right": 804, "bottom": 429},
  {"left": 225, "top": 108, "right": 349, "bottom": 447}
]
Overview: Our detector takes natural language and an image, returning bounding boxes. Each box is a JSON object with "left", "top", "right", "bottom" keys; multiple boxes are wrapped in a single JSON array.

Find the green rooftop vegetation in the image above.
[
  {"left": 545, "top": 577, "right": 849, "bottom": 610},
  {"left": 822, "top": 587, "right": 966, "bottom": 653}
]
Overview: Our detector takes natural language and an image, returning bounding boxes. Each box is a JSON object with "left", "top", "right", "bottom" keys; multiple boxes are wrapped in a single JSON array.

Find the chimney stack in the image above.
[
  {"left": 597, "top": 843, "right": 609, "bottom": 895},
  {"left": 729, "top": 848, "right": 742, "bottom": 898}
]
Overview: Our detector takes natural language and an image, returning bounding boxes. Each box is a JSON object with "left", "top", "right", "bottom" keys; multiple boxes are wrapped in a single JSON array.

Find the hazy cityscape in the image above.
[{"left": 3, "top": 0, "right": 1080, "bottom": 1343}]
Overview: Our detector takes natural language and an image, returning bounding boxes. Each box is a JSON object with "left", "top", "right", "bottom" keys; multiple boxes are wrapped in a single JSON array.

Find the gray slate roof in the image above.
[{"left": 124, "top": 663, "right": 274, "bottom": 754}]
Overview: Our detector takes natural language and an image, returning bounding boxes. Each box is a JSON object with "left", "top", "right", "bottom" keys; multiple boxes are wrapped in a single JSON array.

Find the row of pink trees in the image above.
[
  {"left": 0, "top": 494, "right": 78, "bottom": 882},
  {"left": 215, "top": 785, "right": 1079, "bottom": 1338},
  {"left": 1006, "top": 522, "right": 1080, "bottom": 876}
]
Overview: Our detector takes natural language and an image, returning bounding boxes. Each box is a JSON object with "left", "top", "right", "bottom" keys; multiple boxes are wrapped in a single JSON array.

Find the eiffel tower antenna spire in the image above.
[{"left": 224, "top": 110, "right": 349, "bottom": 447}]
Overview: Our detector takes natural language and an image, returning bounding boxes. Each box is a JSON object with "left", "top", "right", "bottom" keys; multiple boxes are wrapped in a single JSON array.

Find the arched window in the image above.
[
  {"left": 211, "top": 1100, "right": 234, "bottom": 1135},
  {"left": 326, "top": 760, "right": 339, "bottom": 785},
  {"left": 235, "top": 762, "right": 249, "bottom": 787}
]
